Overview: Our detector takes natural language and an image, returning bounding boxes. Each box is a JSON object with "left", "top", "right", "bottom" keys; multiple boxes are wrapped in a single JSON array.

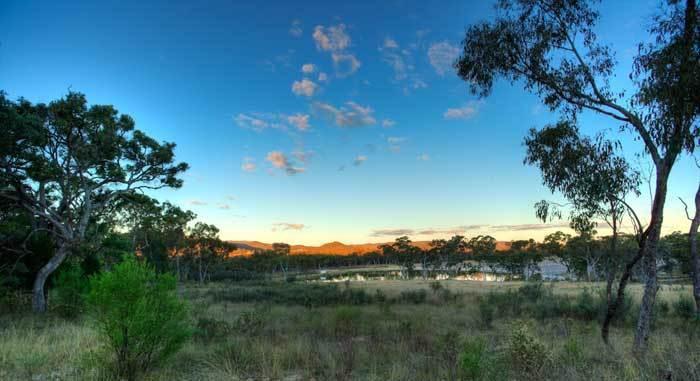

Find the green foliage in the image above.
[
  {"left": 459, "top": 337, "right": 490, "bottom": 380},
  {"left": 398, "top": 289, "right": 428, "bottom": 304},
  {"left": 87, "top": 256, "right": 191, "bottom": 380},
  {"left": 507, "top": 323, "right": 551, "bottom": 379},
  {"left": 673, "top": 294, "right": 697, "bottom": 320},
  {"left": 477, "top": 297, "right": 496, "bottom": 328},
  {"left": 52, "top": 262, "right": 90, "bottom": 318}
]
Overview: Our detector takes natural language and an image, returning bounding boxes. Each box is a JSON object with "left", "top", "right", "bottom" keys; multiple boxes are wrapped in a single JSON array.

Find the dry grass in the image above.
[{"left": 0, "top": 280, "right": 698, "bottom": 380}]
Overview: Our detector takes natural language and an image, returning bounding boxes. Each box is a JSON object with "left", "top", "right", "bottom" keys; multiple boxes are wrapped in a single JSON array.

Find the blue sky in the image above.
[{"left": 1, "top": 0, "right": 696, "bottom": 245}]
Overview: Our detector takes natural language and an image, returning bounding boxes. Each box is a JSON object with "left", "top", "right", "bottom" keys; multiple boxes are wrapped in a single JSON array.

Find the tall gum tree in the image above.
[
  {"left": 0, "top": 92, "right": 189, "bottom": 313},
  {"left": 456, "top": 0, "right": 698, "bottom": 351}
]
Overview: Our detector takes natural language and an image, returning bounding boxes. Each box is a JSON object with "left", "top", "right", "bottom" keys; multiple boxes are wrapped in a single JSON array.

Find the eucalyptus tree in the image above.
[
  {"left": 457, "top": 0, "right": 698, "bottom": 350},
  {"left": 525, "top": 121, "right": 639, "bottom": 342},
  {"left": 0, "top": 92, "right": 188, "bottom": 312},
  {"left": 680, "top": 183, "right": 700, "bottom": 316}
]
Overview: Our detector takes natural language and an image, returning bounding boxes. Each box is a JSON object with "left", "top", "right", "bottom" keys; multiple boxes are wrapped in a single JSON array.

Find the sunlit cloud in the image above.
[
  {"left": 292, "top": 150, "right": 313, "bottom": 164},
  {"left": 332, "top": 53, "right": 361, "bottom": 77},
  {"left": 428, "top": 41, "right": 459, "bottom": 76},
  {"left": 241, "top": 157, "right": 257, "bottom": 172},
  {"left": 313, "top": 101, "right": 377, "bottom": 127},
  {"left": 313, "top": 24, "right": 350, "bottom": 52},
  {"left": 287, "top": 113, "right": 311, "bottom": 131},
  {"left": 272, "top": 222, "right": 307, "bottom": 231},
  {"left": 371, "top": 228, "right": 414, "bottom": 237},
  {"left": 301, "top": 63, "right": 316, "bottom": 73},
  {"left": 291, "top": 78, "right": 318, "bottom": 97},
  {"left": 266, "top": 151, "right": 305, "bottom": 175}
]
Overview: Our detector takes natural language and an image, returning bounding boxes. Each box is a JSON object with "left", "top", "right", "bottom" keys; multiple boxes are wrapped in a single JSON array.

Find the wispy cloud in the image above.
[
  {"left": 417, "top": 153, "right": 430, "bottom": 161},
  {"left": 313, "top": 24, "right": 360, "bottom": 77},
  {"left": 428, "top": 41, "right": 459, "bottom": 76},
  {"left": 241, "top": 157, "right": 257, "bottom": 172},
  {"left": 301, "top": 63, "right": 315, "bottom": 73},
  {"left": 289, "top": 19, "right": 303, "bottom": 37},
  {"left": 387, "top": 136, "right": 407, "bottom": 152},
  {"left": 235, "top": 113, "right": 283, "bottom": 131},
  {"left": 444, "top": 101, "right": 481, "bottom": 120},
  {"left": 382, "top": 119, "right": 396, "bottom": 128},
  {"left": 217, "top": 203, "right": 231, "bottom": 210},
  {"left": 353, "top": 155, "right": 368, "bottom": 166},
  {"left": 318, "top": 72, "right": 329, "bottom": 82},
  {"left": 490, "top": 222, "right": 570, "bottom": 231},
  {"left": 287, "top": 113, "right": 311, "bottom": 131},
  {"left": 272, "top": 222, "right": 307, "bottom": 231},
  {"left": 371, "top": 228, "right": 415, "bottom": 237},
  {"left": 266, "top": 151, "right": 305, "bottom": 175},
  {"left": 189, "top": 200, "right": 208, "bottom": 206},
  {"left": 313, "top": 101, "right": 377, "bottom": 127}
]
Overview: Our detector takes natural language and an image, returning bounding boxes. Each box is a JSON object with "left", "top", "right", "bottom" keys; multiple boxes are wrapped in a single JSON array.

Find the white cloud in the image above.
[
  {"left": 353, "top": 155, "right": 368, "bottom": 166},
  {"left": 318, "top": 72, "right": 328, "bottom": 82},
  {"left": 241, "top": 157, "right": 257, "bottom": 172},
  {"left": 266, "top": 151, "right": 305, "bottom": 175},
  {"left": 382, "top": 119, "right": 396, "bottom": 128},
  {"left": 428, "top": 41, "right": 460, "bottom": 76},
  {"left": 384, "top": 37, "right": 399, "bottom": 49},
  {"left": 287, "top": 113, "right": 311, "bottom": 131},
  {"left": 417, "top": 153, "right": 430, "bottom": 161},
  {"left": 313, "top": 101, "right": 377, "bottom": 127},
  {"left": 444, "top": 101, "right": 481, "bottom": 120},
  {"left": 331, "top": 53, "right": 361, "bottom": 77},
  {"left": 301, "top": 63, "right": 316, "bottom": 74},
  {"left": 289, "top": 19, "right": 303, "bottom": 37},
  {"left": 291, "top": 79, "right": 318, "bottom": 97},
  {"left": 312, "top": 24, "right": 350, "bottom": 52}
]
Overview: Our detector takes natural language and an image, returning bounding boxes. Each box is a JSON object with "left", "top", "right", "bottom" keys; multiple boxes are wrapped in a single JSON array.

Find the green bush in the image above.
[
  {"left": 518, "top": 282, "right": 546, "bottom": 302},
  {"left": 507, "top": 323, "right": 551, "bottom": 379},
  {"left": 52, "top": 262, "right": 89, "bottom": 318},
  {"left": 459, "top": 337, "right": 489, "bottom": 380},
  {"left": 87, "top": 256, "right": 192, "bottom": 381},
  {"left": 477, "top": 297, "right": 496, "bottom": 328},
  {"left": 398, "top": 289, "right": 428, "bottom": 304},
  {"left": 673, "top": 294, "right": 696, "bottom": 320}
]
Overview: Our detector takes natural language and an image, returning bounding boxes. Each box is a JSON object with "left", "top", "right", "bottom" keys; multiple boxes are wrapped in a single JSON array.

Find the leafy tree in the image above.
[
  {"left": 87, "top": 255, "right": 191, "bottom": 381},
  {"left": 0, "top": 92, "right": 188, "bottom": 312},
  {"left": 456, "top": 0, "right": 698, "bottom": 350},
  {"left": 380, "top": 236, "right": 420, "bottom": 278}
]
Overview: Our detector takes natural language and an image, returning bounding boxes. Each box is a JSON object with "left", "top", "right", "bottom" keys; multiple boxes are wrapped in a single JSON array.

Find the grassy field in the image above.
[{"left": 1, "top": 279, "right": 698, "bottom": 380}]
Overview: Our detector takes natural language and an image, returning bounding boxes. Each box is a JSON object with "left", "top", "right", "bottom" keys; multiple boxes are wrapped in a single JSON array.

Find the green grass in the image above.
[{"left": 1, "top": 280, "right": 698, "bottom": 380}]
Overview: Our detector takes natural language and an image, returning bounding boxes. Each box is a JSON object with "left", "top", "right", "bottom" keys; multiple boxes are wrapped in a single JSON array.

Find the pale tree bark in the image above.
[
  {"left": 32, "top": 244, "right": 70, "bottom": 313},
  {"left": 680, "top": 182, "right": 700, "bottom": 317}
]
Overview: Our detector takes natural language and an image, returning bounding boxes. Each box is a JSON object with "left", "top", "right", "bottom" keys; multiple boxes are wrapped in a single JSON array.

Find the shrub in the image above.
[
  {"left": 477, "top": 297, "right": 496, "bottom": 328},
  {"left": 429, "top": 281, "right": 444, "bottom": 294},
  {"left": 507, "top": 323, "right": 551, "bottom": 379},
  {"left": 87, "top": 256, "right": 192, "bottom": 381},
  {"left": 398, "top": 289, "right": 427, "bottom": 304},
  {"left": 52, "top": 262, "right": 89, "bottom": 318},
  {"left": 673, "top": 294, "right": 696, "bottom": 320},
  {"left": 195, "top": 317, "right": 233, "bottom": 342},
  {"left": 459, "top": 337, "right": 489, "bottom": 380},
  {"left": 518, "top": 282, "right": 546, "bottom": 302}
]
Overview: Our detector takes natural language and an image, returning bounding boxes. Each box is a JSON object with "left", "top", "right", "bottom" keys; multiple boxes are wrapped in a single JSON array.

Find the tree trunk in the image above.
[
  {"left": 689, "top": 182, "right": 700, "bottom": 317},
  {"left": 633, "top": 166, "right": 670, "bottom": 352},
  {"left": 601, "top": 214, "right": 619, "bottom": 343},
  {"left": 32, "top": 243, "right": 70, "bottom": 313}
]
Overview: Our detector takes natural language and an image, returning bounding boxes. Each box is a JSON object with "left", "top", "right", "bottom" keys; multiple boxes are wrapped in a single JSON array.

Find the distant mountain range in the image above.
[{"left": 228, "top": 240, "right": 512, "bottom": 256}]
